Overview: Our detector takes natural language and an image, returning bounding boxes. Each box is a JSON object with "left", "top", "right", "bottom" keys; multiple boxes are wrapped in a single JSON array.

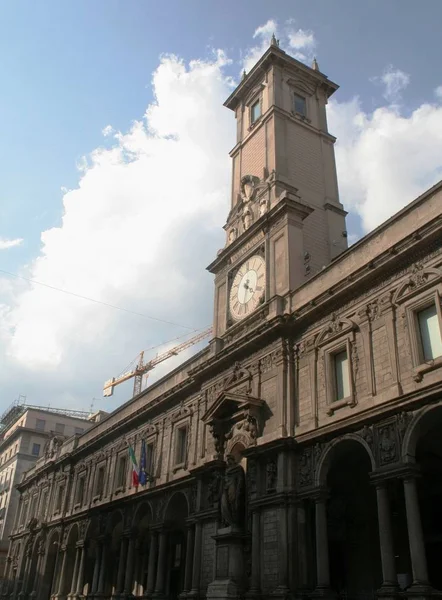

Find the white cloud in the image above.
[
  {"left": 287, "top": 28, "right": 316, "bottom": 62},
  {"left": 0, "top": 237, "right": 23, "bottom": 250},
  {"left": 102, "top": 124, "right": 114, "bottom": 137},
  {"left": 328, "top": 97, "right": 442, "bottom": 231},
  {"left": 1, "top": 51, "right": 234, "bottom": 384},
  {"left": 371, "top": 65, "right": 410, "bottom": 103},
  {"left": 1, "top": 25, "right": 442, "bottom": 412},
  {"left": 241, "top": 18, "right": 316, "bottom": 73},
  {"left": 435, "top": 85, "right": 442, "bottom": 100}
]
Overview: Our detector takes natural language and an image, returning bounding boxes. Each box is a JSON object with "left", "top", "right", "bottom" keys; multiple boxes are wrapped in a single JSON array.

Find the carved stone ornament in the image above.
[
  {"left": 207, "top": 471, "right": 223, "bottom": 508},
  {"left": 201, "top": 391, "right": 267, "bottom": 459},
  {"left": 247, "top": 459, "right": 257, "bottom": 498},
  {"left": 240, "top": 175, "right": 260, "bottom": 203},
  {"left": 315, "top": 313, "right": 357, "bottom": 348},
  {"left": 397, "top": 411, "right": 412, "bottom": 439},
  {"left": 378, "top": 423, "right": 397, "bottom": 465},
  {"left": 298, "top": 448, "right": 313, "bottom": 487},
  {"left": 170, "top": 401, "right": 193, "bottom": 424},
  {"left": 359, "top": 425, "right": 374, "bottom": 447},
  {"left": 266, "top": 457, "right": 277, "bottom": 492},
  {"left": 220, "top": 455, "right": 246, "bottom": 528},
  {"left": 392, "top": 262, "right": 442, "bottom": 305},
  {"left": 78, "top": 520, "right": 88, "bottom": 541}
]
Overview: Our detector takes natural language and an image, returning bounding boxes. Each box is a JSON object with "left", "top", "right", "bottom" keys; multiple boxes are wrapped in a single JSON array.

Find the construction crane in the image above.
[{"left": 103, "top": 327, "right": 212, "bottom": 398}]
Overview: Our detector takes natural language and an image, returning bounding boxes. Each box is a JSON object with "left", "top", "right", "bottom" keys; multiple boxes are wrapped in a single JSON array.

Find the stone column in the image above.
[
  {"left": 375, "top": 483, "right": 398, "bottom": 590},
  {"left": 146, "top": 531, "right": 158, "bottom": 596},
  {"left": 75, "top": 544, "right": 86, "bottom": 595},
  {"left": 247, "top": 510, "right": 261, "bottom": 597},
  {"left": 96, "top": 541, "right": 107, "bottom": 595},
  {"left": 275, "top": 505, "right": 289, "bottom": 595},
  {"left": 116, "top": 536, "right": 129, "bottom": 593},
  {"left": 69, "top": 546, "right": 80, "bottom": 596},
  {"left": 183, "top": 524, "right": 195, "bottom": 594},
  {"left": 91, "top": 542, "right": 102, "bottom": 594},
  {"left": 314, "top": 493, "right": 331, "bottom": 593},
  {"left": 56, "top": 548, "right": 68, "bottom": 597},
  {"left": 190, "top": 521, "right": 202, "bottom": 596},
  {"left": 123, "top": 535, "right": 136, "bottom": 594},
  {"left": 153, "top": 531, "right": 167, "bottom": 597},
  {"left": 403, "top": 475, "right": 429, "bottom": 586}
]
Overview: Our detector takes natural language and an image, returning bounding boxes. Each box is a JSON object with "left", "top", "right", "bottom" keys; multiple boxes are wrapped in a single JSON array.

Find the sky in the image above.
[{"left": 1, "top": 0, "right": 442, "bottom": 416}]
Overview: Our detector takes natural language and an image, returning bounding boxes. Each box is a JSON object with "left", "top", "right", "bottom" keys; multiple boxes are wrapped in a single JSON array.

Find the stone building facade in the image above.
[
  {"left": 3, "top": 40, "right": 442, "bottom": 600},
  {"left": 0, "top": 403, "right": 95, "bottom": 577}
]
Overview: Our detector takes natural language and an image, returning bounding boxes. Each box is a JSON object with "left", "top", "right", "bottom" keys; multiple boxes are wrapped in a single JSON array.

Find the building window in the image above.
[
  {"left": 95, "top": 466, "right": 105, "bottom": 498},
  {"left": 417, "top": 304, "right": 442, "bottom": 361},
  {"left": 32, "top": 443, "right": 40, "bottom": 457},
  {"left": 250, "top": 99, "right": 261, "bottom": 124},
  {"left": 293, "top": 93, "right": 306, "bottom": 117},
  {"left": 55, "top": 423, "right": 65, "bottom": 434},
  {"left": 55, "top": 485, "right": 64, "bottom": 513},
  {"left": 146, "top": 443, "right": 155, "bottom": 475},
  {"left": 333, "top": 349, "right": 351, "bottom": 401},
  {"left": 76, "top": 476, "right": 85, "bottom": 506},
  {"left": 175, "top": 426, "right": 188, "bottom": 466},
  {"left": 116, "top": 455, "right": 127, "bottom": 489},
  {"left": 39, "top": 489, "right": 48, "bottom": 521},
  {"left": 75, "top": 427, "right": 84, "bottom": 435},
  {"left": 35, "top": 419, "right": 45, "bottom": 432}
]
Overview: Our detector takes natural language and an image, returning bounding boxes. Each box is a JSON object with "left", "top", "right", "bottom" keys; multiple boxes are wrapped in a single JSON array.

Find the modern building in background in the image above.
[
  {"left": 3, "top": 39, "right": 442, "bottom": 600},
  {"left": 0, "top": 399, "right": 98, "bottom": 576}
]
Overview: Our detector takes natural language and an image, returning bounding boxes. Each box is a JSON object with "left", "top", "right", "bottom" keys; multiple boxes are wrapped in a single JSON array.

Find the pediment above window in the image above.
[
  {"left": 392, "top": 263, "right": 442, "bottom": 305},
  {"left": 315, "top": 313, "right": 357, "bottom": 348}
]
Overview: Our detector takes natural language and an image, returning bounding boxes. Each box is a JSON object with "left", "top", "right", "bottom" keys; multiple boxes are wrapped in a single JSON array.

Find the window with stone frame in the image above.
[
  {"left": 39, "top": 488, "right": 48, "bottom": 521},
  {"left": 19, "top": 500, "right": 28, "bottom": 528},
  {"left": 324, "top": 338, "right": 355, "bottom": 413},
  {"left": 75, "top": 474, "right": 86, "bottom": 507},
  {"left": 250, "top": 97, "right": 261, "bottom": 125},
  {"left": 94, "top": 464, "right": 105, "bottom": 498},
  {"left": 402, "top": 287, "right": 442, "bottom": 381},
  {"left": 146, "top": 441, "right": 155, "bottom": 476},
  {"left": 54, "top": 484, "right": 64, "bottom": 514},
  {"left": 174, "top": 424, "right": 188, "bottom": 467},
  {"left": 115, "top": 454, "right": 128, "bottom": 490},
  {"left": 293, "top": 93, "right": 307, "bottom": 117}
]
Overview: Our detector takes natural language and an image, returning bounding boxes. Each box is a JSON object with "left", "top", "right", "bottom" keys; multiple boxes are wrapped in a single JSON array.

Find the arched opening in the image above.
[
  {"left": 63, "top": 524, "right": 79, "bottom": 596},
  {"left": 133, "top": 503, "right": 153, "bottom": 595},
  {"left": 412, "top": 405, "right": 442, "bottom": 590},
  {"left": 40, "top": 530, "right": 60, "bottom": 599},
  {"left": 83, "top": 518, "right": 99, "bottom": 597},
  {"left": 164, "top": 492, "right": 189, "bottom": 600},
  {"left": 323, "top": 439, "right": 381, "bottom": 599},
  {"left": 106, "top": 511, "right": 124, "bottom": 597}
]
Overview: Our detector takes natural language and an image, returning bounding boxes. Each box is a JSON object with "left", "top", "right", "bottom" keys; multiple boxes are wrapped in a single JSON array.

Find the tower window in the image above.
[
  {"left": 417, "top": 304, "right": 442, "bottom": 361},
  {"left": 333, "top": 349, "right": 350, "bottom": 401},
  {"left": 293, "top": 93, "right": 306, "bottom": 117},
  {"left": 31, "top": 443, "right": 40, "bottom": 457},
  {"left": 250, "top": 99, "right": 261, "bottom": 124}
]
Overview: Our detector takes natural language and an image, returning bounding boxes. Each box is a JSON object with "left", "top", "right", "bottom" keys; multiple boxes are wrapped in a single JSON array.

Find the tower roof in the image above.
[{"left": 224, "top": 44, "right": 339, "bottom": 111}]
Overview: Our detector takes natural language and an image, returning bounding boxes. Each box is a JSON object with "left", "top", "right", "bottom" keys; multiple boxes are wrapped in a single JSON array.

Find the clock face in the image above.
[{"left": 229, "top": 254, "right": 266, "bottom": 321}]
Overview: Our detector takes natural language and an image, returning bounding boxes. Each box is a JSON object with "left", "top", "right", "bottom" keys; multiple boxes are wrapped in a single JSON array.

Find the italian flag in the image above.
[{"left": 129, "top": 445, "right": 139, "bottom": 488}]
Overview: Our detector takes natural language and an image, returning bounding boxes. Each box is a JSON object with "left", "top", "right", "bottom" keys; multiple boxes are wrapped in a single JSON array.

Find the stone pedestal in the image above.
[{"left": 206, "top": 527, "right": 247, "bottom": 600}]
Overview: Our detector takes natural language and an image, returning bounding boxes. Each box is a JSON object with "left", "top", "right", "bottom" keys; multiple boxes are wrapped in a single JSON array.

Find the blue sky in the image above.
[{"left": 1, "top": 1, "right": 442, "bottom": 413}]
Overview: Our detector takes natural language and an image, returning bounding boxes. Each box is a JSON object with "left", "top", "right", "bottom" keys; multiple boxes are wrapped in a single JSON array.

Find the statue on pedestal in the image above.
[{"left": 220, "top": 454, "right": 245, "bottom": 529}]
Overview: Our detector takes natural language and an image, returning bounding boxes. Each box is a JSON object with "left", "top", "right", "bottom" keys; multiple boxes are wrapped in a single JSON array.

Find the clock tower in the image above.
[{"left": 208, "top": 38, "right": 347, "bottom": 340}]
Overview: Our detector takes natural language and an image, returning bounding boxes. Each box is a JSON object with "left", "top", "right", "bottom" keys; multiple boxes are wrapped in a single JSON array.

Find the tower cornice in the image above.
[{"left": 224, "top": 46, "right": 339, "bottom": 112}]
